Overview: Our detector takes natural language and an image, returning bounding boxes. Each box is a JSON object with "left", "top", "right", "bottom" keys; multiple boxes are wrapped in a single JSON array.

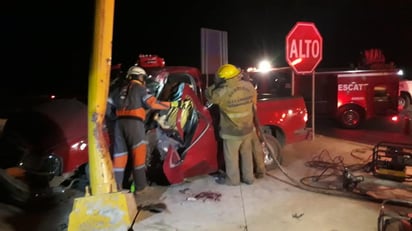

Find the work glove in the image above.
[
  {"left": 211, "top": 79, "right": 226, "bottom": 93},
  {"left": 170, "top": 100, "right": 183, "bottom": 108}
]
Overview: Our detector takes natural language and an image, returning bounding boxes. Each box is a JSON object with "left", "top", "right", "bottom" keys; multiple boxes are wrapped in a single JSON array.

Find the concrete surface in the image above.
[
  {"left": 130, "top": 135, "right": 385, "bottom": 231},
  {"left": 2, "top": 134, "right": 412, "bottom": 231}
]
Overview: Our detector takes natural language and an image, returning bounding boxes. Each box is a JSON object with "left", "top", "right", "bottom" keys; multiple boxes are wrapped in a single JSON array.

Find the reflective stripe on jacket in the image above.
[{"left": 113, "top": 80, "right": 170, "bottom": 120}]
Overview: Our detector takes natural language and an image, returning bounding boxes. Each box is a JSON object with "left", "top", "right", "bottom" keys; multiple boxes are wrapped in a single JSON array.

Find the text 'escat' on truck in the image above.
[{"left": 247, "top": 49, "right": 406, "bottom": 129}]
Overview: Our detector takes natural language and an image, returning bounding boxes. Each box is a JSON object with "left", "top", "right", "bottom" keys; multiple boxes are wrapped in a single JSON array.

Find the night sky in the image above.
[{"left": 2, "top": 0, "right": 412, "bottom": 97}]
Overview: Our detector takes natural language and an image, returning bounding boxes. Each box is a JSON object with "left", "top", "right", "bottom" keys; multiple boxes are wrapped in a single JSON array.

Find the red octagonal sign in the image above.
[{"left": 286, "top": 22, "right": 323, "bottom": 74}]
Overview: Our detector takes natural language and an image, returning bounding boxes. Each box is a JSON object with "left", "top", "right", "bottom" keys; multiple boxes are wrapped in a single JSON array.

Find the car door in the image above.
[{"left": 162, "top": 83, "right": 218, "bottom": 184}]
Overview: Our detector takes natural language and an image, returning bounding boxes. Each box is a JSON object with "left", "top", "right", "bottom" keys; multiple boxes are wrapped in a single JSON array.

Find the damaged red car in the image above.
[{"left": 0, "top": 63, "right": 307, "bottom": 206}]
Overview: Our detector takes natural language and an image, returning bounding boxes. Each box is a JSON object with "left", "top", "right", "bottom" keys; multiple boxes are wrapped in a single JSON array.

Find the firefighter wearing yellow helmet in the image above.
[{"left": 205, "top": 64, "right": 257, "bottom": 185}]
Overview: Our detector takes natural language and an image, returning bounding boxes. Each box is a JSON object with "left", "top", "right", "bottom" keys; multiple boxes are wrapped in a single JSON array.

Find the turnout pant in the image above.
[
  {"left": 222, "top": 132, "right": 254, "bottom": 185},
  {"left": 112, "top": 118, "right": 148, "bottom": 191},
  {"left": 252, "top": 132, "right": 266, "bottom": 176}
]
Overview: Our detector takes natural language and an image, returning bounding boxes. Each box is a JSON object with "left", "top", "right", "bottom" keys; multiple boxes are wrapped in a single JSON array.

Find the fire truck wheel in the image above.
[
  {"left": 338, "top": 105, "right": 364, "bottom": 129},
  {"left": 262, "top": 134, "right": 283, "bottom": 171},
  {"left": 398, "top": 93, "right": 411, "bottom": 110}
]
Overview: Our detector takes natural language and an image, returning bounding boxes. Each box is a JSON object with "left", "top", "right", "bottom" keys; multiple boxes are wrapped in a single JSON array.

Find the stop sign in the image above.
[{"left": 286, "top": 22, "right": 323, "bottom": 74}]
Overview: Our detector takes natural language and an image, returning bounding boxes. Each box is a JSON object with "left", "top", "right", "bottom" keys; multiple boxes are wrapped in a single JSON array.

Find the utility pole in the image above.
[{"left": 68, "top": 0, "right": 138, "bottom": 230}]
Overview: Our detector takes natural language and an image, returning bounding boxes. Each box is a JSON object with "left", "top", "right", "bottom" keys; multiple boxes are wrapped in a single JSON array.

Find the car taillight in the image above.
[
  {"left": 304, "top": 113, "right": 308, "bottom": 122},
  {"left": 391, "top": 115, "right": 399, "bottom": 122}
]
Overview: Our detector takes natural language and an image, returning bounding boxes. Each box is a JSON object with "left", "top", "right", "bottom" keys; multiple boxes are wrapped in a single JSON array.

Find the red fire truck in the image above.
[
  {"left": 248, "top": 64, "right": 402, "bottom": 129},
  {"left": 295, "top": 68, "right": 402, "bottom": 128}
]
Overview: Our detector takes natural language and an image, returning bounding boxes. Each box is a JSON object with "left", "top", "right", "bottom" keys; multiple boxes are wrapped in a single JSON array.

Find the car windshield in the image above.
[
  {"left": 155, "top": 73, "right": 195, "bottom": 101},
  {"left": 248, "top": 70, "right": 292, "bottom": 98}
]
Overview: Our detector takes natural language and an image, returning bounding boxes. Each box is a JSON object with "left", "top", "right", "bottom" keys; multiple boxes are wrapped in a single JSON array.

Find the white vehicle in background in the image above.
[{"left": 399, "top": 79, "right": 412, "bottom": 110}]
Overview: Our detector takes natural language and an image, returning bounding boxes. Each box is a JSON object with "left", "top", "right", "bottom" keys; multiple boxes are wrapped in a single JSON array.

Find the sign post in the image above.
[{"left": 286, "top": 22, "right": 323, "bottom": 140}]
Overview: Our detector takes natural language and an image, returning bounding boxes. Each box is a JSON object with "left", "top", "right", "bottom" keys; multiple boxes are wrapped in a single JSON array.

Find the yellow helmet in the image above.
[{"left": 217, "top": 64, "right": 241, "bottom": 79}]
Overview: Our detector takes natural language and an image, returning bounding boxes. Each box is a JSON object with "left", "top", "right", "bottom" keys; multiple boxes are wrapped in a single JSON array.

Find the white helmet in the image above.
[{"left": 126, "top": 66, "right": 147, "bottom": 80}]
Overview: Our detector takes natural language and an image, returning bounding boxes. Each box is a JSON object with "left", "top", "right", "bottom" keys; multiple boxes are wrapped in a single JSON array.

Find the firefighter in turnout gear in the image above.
[
  {"left": 108, "top": 65, "right": 181, "bottom": 193},
  {"left": 205, "top": 64, "right": 257, "bottom": 185},
  {"left": 241, "top": 71, "right": 266, "bottom": 179}
]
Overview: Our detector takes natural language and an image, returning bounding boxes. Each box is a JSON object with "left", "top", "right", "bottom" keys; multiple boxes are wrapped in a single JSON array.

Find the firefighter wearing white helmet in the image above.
[
  {"left": 109, "top": 65, "right": 182, "bottom": 193},
  {"left": 126, "top": 66, "right": 147, "bottom": 80},
  {"left": 205, "top": 64, "right": 257, "bottom": 186}
]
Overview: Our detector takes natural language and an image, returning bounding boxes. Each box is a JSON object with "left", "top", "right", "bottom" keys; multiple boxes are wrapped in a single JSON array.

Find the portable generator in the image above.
[{"left": 372, "top": 141, "right": 412, "bottom": 181}]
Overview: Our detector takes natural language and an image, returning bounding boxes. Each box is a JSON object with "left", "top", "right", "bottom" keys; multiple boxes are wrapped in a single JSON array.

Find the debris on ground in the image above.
[
  {"left": 292, "top": 213, "right": 304, "bottom": 219},
  {"left": 179, "top": 187, "right": 222, "bottom": 202}
]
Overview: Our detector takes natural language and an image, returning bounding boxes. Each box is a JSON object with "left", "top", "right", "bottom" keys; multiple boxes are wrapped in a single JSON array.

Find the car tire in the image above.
[
  {"left": 399, "top": 93, "right": 411, "bottom": 110},
  {"left": 262, "top": 134, "right": 283, "bottom": 171},
  {"left": 338, "top": 105, "right": 364, "bottom": 129}
]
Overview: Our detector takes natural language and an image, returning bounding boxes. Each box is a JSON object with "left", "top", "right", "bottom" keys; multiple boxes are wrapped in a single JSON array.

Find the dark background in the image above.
[{"left": 2, "top": 0, "right": 412, "bottom": 98}]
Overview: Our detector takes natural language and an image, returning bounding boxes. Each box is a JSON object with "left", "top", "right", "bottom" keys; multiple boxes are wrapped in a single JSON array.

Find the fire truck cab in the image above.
[{"left": 294, "top": 68, "right": 402, "bottom": 129}]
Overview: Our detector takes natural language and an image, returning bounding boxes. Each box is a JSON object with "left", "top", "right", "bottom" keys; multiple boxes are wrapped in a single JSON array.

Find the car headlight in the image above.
[{"left": 19, "top": 153, "right": 62, "bottom": 177}]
